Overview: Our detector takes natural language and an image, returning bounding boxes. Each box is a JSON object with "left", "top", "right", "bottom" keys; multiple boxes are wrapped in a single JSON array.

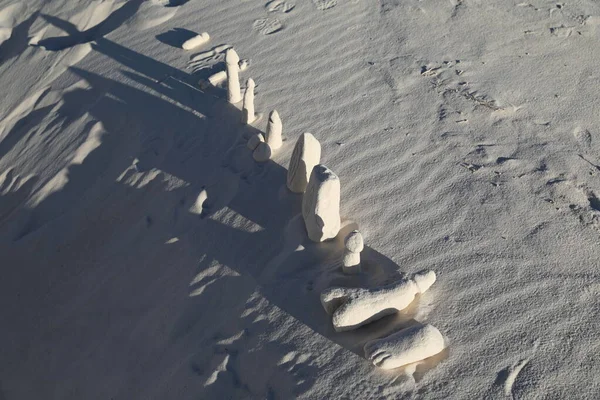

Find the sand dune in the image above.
[{"left": 2, "top": 0, "right": 600, "bottom": 398}]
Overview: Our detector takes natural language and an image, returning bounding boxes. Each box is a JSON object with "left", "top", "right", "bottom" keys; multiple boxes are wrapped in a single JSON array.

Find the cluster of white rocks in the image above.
[{"left": 187, "top": 32, "right": 447, "bottom": 372}]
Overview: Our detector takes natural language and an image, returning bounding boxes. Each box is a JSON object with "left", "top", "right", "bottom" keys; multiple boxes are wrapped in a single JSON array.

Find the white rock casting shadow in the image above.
[
  {"left": 182, "top": 32, "right": 210, "bottom": 50},
  {"left": 242, "top": 78, "right": 256, "bottom": 124},
  {"left": 302, "top": 164, "right": 341, "bottom": 242},
  {"left": 287, "top": 132, "right": 321, "bottom": 193},
  {"left": 320, "top": 270, "right": 436, "bottom": 332},
  {"left": 208, "top": 70, "right": 226, "bottom": 86},
  {"left": 265, "top": 110, "right": 282, "bottom": 150},
  {"left": 363, "top": 324, "right": 446, "bottom": 370},
  {"left": 225, "top": 48, "right": 242, "bottom": 103},
  {"left": 188, "top": 188, "right": 208, "bottom": 215}
]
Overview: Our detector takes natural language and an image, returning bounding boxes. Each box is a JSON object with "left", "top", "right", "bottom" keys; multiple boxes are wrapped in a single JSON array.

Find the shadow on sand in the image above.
[
  {"left": 0, "top": 32, "right": 447, "bottom": 396},
  {"left": 35, "top": 1, "right": 144, "bottom": 51}
]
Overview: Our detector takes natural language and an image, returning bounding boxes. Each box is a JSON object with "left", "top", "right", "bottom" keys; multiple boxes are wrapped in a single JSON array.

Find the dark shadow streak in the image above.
[
  {"left": 34, "top": 1, "right": 144, "bottom": 51},
  {"left": 156, "top": 28, "right": 198, "bottom": 48},
  {"left": 0, "top": 11, "right": 39, "bottom": 64}
]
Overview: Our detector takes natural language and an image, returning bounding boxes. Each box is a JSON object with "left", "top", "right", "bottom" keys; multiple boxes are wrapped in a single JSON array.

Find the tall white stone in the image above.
[
  {"left": 302, "top": 164, "right": 341, "bottom": 242},
  {"left": 225, "top": 49, "right": 242, "bottom": 103},
  {"left": 287, "top": 133, "right": 321, "bottom": 193},
  {"left": 265, "top": 110, "right": 282, "bottom": 150},
  {"left": 242, "top": 78, "right": 256, "bottom": 124}
]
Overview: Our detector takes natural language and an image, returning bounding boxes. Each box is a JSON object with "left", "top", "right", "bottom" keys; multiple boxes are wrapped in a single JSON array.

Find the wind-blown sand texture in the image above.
[{"left": 2, "top": 0, "right": 600, "bottom": 398}]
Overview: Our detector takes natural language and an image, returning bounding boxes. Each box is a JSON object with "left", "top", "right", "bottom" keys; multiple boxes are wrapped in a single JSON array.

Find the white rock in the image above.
[
  {"left": 225, "top": 49, "right": 242, "bottom": 103},
  {"left": 189, "top": 189, "right": 208, "bottom": 215},
  {"left": 242, "top": 78, "right": 256, "bottom": 124},
  {"left": 302, "top": 164, "right": 340, "bottom": 242},
  {"left": 265, "top": 110, "right": 282, "bottom": 150},
  {"left": 287, "top": 133, "right": 321, "bottom": 193},
  {"left": 253, "top": 142, "right": 272, "bottom": 162},
  {"left": 342, "top": 252, "right": 361, "bottom": 274},
  {"left": 345, "top": 230, "right": 364, "bottom": 253},
  {"left": 208, "top": 70, "right": 227, "bottom": 86},
  {"left": 320, "top": 270, "right": 436, "bottom": 332},
  {"left": 182, "top": 32, "right": 210, "bottom": 50},
  {"left": 342, "top": 230, "right": 363, "bottom": 274},
  {"left": 247, "top": 133, "right": 265, "bottom": 150},
  {"left": 364, "top": 324, "right": 446, "bottom": 370},
  {"left": 239, "top": 59, "right": 249, "bottom": 71}
]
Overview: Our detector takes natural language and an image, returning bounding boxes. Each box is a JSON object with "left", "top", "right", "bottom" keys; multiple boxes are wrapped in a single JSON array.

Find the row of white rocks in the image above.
[{"left": 217, "top": 43, "right": 447, "bottom": 372}]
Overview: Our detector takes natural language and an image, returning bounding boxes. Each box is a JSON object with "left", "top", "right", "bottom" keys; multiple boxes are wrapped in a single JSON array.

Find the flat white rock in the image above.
[{"left": 364, "top": 324, "right": 446, "bottom": 370}]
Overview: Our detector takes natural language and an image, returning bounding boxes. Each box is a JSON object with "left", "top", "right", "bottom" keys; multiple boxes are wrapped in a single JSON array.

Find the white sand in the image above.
[{"left": 2, "top": 0, "right": 600, "bottom": 398}]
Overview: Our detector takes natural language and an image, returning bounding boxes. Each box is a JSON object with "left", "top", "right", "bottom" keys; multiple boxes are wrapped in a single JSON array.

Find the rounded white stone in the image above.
[
  {"left": 253, "top": 142, "right": 272, "bottom": 162},
  {"left": 247, "top": 133, "right": 265, "bottom": 150},
  {"left": 345, "top": 230, "right": 364, "bottom": 253},
  {"left": 182, "top": 32, "right": 210, "bottom": 50},
  {"left": 225, "top": 48, "right": 240, "bottom": 64}
]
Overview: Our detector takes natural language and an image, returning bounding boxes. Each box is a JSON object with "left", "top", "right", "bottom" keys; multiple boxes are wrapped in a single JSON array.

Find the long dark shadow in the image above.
[
  {"left": 0, "top": 11, "right": 39, "bottom": 65},
  {"left": 35, "top": 1, "right": 144, "bottom": 51},
  {"left": 0, "top": 37, "right": 444, "bottom": 394}
]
